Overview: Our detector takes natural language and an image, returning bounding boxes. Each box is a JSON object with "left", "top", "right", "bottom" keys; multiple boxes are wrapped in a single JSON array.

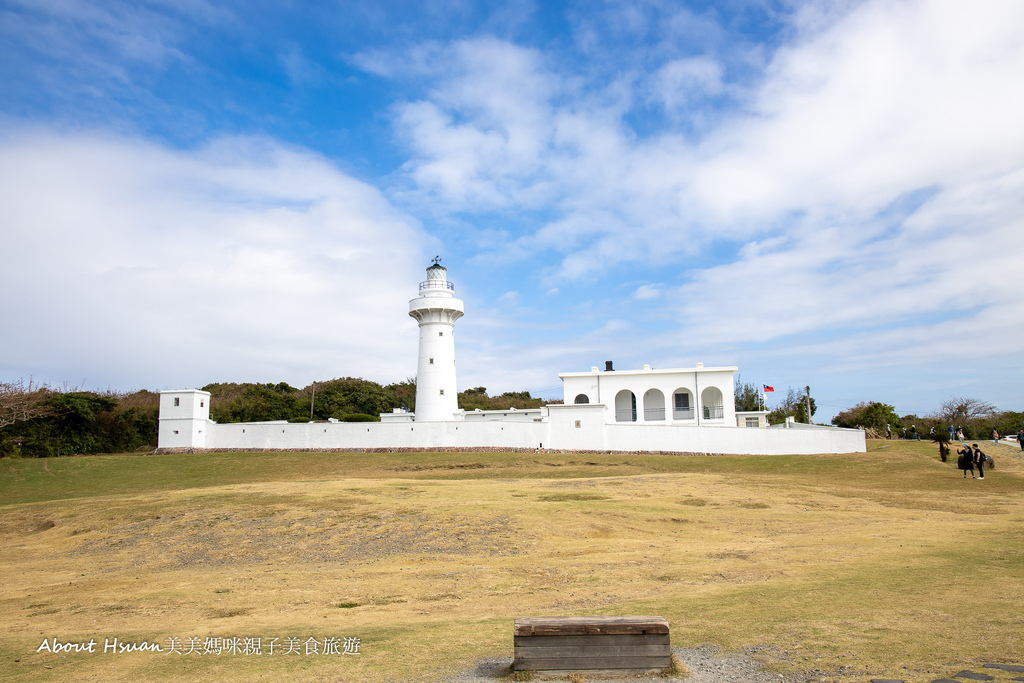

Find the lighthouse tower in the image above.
[{"left": 409, "top": 258, "right": 464, "bottom": 421}]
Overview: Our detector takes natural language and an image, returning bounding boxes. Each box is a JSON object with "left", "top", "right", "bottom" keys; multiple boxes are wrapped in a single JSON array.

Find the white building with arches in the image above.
[
  {"left": 560, "top": 361, "right": 739, "bottom": 427},
  {"left": 157, "top": 262, "right": 864, "bottom": 456}
]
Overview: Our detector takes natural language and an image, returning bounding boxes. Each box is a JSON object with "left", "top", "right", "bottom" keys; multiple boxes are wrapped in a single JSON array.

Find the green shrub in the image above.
[
  {"left": 832, "top": 401, "right": 901, "bottom": 431},
  {"left": 342, "top": 413, "right": 379, "bottom": 422}
]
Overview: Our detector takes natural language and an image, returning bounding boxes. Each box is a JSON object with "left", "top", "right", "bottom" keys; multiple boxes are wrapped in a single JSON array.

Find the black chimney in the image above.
[{"left": 605, "top": 360, "right": 614, "bottom": 371}]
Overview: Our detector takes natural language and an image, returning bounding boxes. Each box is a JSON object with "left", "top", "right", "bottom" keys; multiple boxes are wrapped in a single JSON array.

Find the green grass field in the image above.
[{"left": 2, "top": 440, "right": 1023, "bottom": 682}]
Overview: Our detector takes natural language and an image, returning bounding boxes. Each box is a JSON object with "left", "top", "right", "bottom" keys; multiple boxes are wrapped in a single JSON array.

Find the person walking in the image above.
[
  {"left": 1017, "top": 428, "right": 1024, "bottom": 452},
  {"left": 992, "top": 428, "right": 999, "bottom": 446},
  {"left": 974, "top": 444, "right": 987, "bottom": 480},
  {"left": 958, "top": 444, "right": 975, "bottom": 479},
  {"left": 948, "top": 425, "right": 955, "bottom": 442},
  {"left": 886, "top": 423, "right": 892, "bottom": 440}
]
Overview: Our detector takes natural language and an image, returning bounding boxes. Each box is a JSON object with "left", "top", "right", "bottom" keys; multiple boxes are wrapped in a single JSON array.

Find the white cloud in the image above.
[
  {"left": 392, "top": 37, "right": 562, "bottom": 210},
  {"left": 649, "top": 56, "right": 724, "bottom": 111},
  {"left": 349, "top": 41, "right": 447, "bottom": 79},
  {"left": 369, "top": 0, "right": 1024, "bottom": 414},
  {"left": 383, "top": 0, "right": 1024, "bottom": 285},
  {"left": 1, "top": 0, "right": 227, "bottom": 81},
  {"left": 278, "top": 44, "right": 328, "bottom": 87},
  {"left": 634, "top": 284, "right": 660, "bottom": 300},
  {"left": 688, "top": 0, "right": 1024, "bottom": 225},
  {"left": 0, "top": 128, "right": 428, "bottom": 390},
  {"left": 671, "top": 166, "right": 1024, "bottom": 346},
  {"left": 7, "top": 0, "right": 1020, "bottom": 416},
  {"left": 656, "top": 0, "right": 1024, "bottom": 373}
]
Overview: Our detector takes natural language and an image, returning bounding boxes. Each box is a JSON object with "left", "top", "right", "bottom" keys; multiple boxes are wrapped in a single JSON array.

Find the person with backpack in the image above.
[
  {"left": 974, "top": 444, "right": 987, "bottom": 480},
  {"left": 958, "top": 444, "right": 975, "bottom": 479}
]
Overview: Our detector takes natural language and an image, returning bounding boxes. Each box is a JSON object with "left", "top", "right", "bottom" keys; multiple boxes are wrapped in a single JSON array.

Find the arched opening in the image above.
[
  {"left": 672, "top": 389, "right": 694, "bottom": 420},
  {"left": 701, "top": 386, "right": 724, "bottom": 420},
  {"left": 615, "top": 390, "right": 637, "bottom": 422},
  {"left": 574, "top": 394, "right": 590, "bottom": 405},
  {"left": 643, "top": 389, "right": 665, "bottom": 421}
]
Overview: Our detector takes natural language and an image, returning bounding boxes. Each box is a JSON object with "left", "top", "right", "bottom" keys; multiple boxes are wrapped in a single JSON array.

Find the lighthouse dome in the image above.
[{"left": 426, "top": 261, "right": 447, "bottom": 281}]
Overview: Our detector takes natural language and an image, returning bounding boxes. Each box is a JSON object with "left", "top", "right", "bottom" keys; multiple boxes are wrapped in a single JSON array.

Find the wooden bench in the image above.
[{"left": 513, "top": 616, "right": 671, "bottom": 677}]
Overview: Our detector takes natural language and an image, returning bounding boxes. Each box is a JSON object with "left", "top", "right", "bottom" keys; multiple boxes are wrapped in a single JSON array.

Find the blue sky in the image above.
[{"left": 2, "top": 0, "right": 1022, "bottom": 422}]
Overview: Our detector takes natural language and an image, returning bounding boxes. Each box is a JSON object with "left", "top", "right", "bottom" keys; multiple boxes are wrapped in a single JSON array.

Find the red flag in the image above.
[{"left": 763, "top": 385, "right": 774, "bottom": 393}]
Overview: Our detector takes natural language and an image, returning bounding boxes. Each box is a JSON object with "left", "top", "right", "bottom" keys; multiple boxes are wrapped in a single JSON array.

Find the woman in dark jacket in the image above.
[{"left": 958, "top": 444, "right": 975, "bottom": 479}]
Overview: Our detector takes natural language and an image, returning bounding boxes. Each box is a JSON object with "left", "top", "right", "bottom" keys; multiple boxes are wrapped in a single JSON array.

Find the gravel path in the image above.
[{"left": 442, "top": 644, "right": 825, "bottom": 683}]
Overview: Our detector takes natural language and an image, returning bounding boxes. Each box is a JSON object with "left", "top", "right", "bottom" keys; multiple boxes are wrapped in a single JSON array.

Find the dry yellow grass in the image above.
[{"left": 2, "top": 439, "right": 1023, "bottom": 682}]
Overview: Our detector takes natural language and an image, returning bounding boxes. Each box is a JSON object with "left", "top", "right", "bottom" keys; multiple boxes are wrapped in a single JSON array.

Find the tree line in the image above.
[
  {"left": 0, "top": 378, "right": 548, "bottom": 457},
  {"left": 830, "top": 396, "right": 1022, "bottom": 440},
  {"left": 7, "top": 374, "right": 1014, "bottom": 457},
  {"left": 734, "top": 377, "right": 1020, "bottom": 439},
  {"left": 0, "top": 380, "right": 159, "bottom": 458}
]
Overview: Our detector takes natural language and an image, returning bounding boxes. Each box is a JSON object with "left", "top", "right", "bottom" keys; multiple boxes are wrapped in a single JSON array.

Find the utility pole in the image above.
[{"left": 804, "top": 385, "right": 812, "bottom": 424}]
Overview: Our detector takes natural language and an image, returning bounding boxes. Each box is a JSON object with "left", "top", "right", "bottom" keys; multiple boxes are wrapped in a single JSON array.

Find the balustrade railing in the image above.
[
  {"left": 644, "top": 408, "right": 665, "bottom": 421},
  {"left": 419, "top": 280, "right": 455, "bottom": 291}
]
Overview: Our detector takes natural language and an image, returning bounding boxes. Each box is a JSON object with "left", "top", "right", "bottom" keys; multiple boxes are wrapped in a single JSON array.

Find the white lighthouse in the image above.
[{"left": 409, "top": 258, "right": 464, "bottom": 421}]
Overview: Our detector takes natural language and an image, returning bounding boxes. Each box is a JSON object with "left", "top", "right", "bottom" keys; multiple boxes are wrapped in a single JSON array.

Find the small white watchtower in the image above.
[
  {"left": 157, "top": 389, "right": 211, "bottom": 449},
  {"left": 409, "top": 258, "right": 464, "bottom": 421}
]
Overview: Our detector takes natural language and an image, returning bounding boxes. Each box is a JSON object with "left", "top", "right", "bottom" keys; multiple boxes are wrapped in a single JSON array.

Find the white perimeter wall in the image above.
[
  {"left": 184, "top": 406, "right": 865, "bottom": 455},
  {"left": 204, "top": 420, "right": 547, "bottom": 450}
]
